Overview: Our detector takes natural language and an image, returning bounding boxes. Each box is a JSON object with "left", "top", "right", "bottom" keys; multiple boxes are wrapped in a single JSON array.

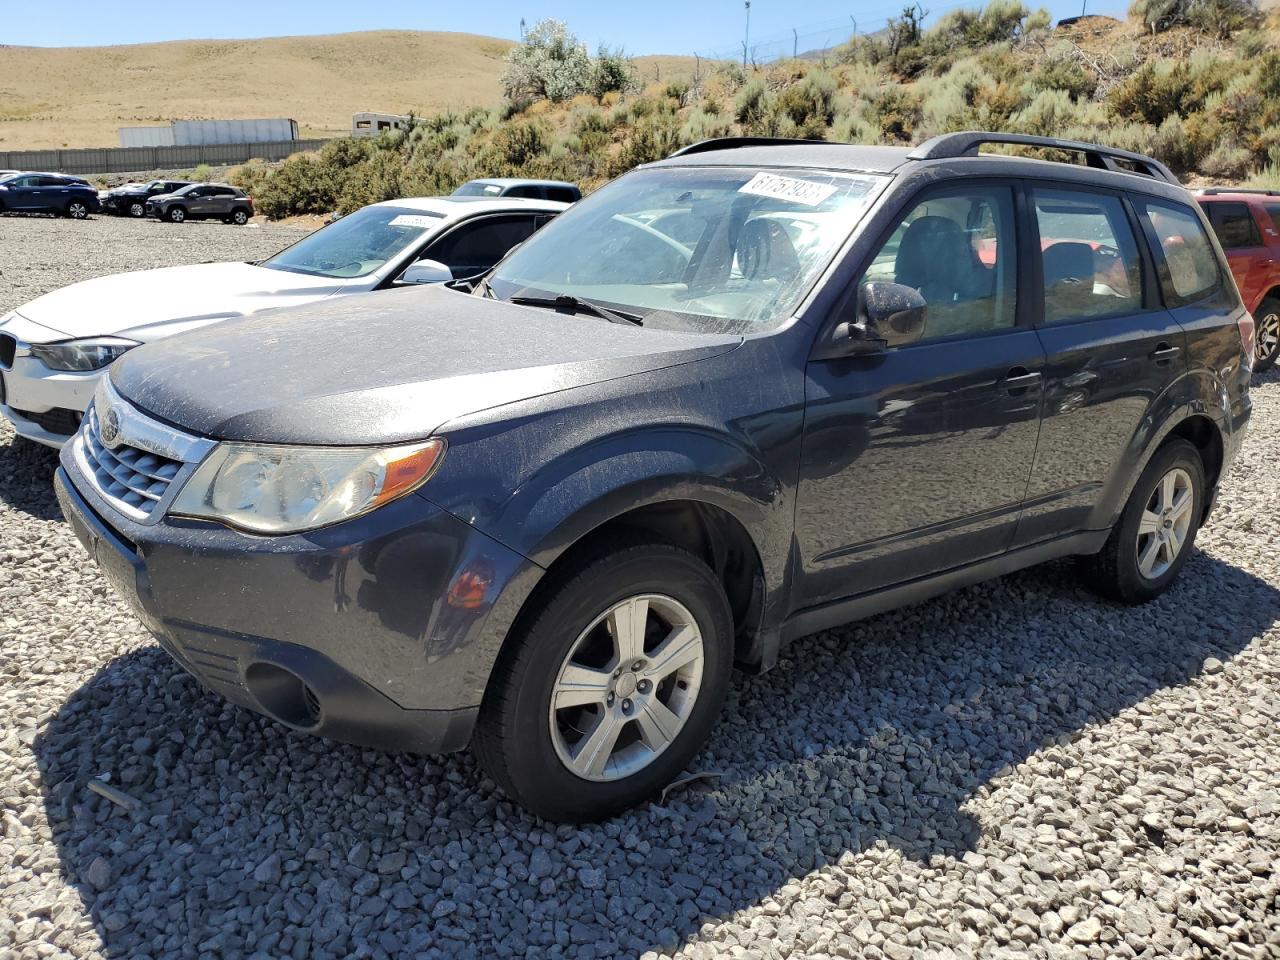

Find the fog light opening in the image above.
[{"left": 244, "top": 662, "right": 322, "bottom": 729}]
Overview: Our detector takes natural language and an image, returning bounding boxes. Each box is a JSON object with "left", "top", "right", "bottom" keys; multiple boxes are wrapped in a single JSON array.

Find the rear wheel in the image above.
[
  {"left": 66, "top": 201, "right": 88, "bottom": 220},
  {"left": 128, "top": 200, "right": 146, "bottom": 218},
  {"left": 473, "top": 541, "right": 734, "bottom": 822},
  {"left": 229, "top": 208, "right": 250, "bottom": 225},
  {"left": 166, "top": 206, "right": 186, "bottom": 223},
  {"left": 1082, "top": 438, "right": 1205, "bottom": 604},
  {"left": 1254, "top": 298, "right": 1279, "bottom": 374}
]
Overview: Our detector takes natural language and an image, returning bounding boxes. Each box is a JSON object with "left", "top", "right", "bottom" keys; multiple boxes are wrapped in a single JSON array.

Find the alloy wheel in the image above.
[
  {"left": 1257, "top": 311, "right": 1279, "bottom": 365},
  {"left": 233, "top": 210, "right": 249, "bottom": 225},
  {"left": 549, "top": 593, "right": 704, "bottom": 782},
  {"left": 1135, "top": 467, "right": 1195, "bottom": 580},
  {"left": 129, "top": 202, "right": 145, "bottom": 217},
  {"left": 68, "top": 202, "right": 87, "bottom": 219}
]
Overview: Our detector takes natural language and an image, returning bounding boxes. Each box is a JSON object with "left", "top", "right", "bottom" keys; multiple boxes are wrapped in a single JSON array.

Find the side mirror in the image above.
[
  {"left": 400, "top": 259, "right": 454, "bottom": 285},
  {"left": 815, "top": 281, "right": 928, "bottom": 360},
  {"left": 859, "top": 281, "right": 928, "bottom": 346}
]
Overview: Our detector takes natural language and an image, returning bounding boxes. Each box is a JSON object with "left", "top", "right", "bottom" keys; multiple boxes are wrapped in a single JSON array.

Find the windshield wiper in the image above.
[{"left": 508, "top": 293, "right": 643, "bottom": 326}]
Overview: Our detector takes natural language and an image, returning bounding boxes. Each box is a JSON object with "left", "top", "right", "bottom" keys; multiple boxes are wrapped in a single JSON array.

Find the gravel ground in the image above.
[{"left": 2, "top": 214, "right": 1279, "bottom": 960}]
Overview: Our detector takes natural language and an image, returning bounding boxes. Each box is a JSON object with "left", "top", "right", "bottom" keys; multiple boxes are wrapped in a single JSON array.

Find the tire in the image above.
[
  {"left": 166, "top": 206, "right": 186, "bottom": 223},
  {"left": 473, "top": 540, "right": 734, "bottom": 822},
  {"left": 1083, "top": 438, "right": 1205, "bottom": 604},
  {"left": 229, "top": 207, "right": 250, "bottom": 225},
  {"left": 1254, "top": 297, "right": 1280, "bottom": 374},
  {"left": 128, "top": 200, "right": 147, "bottom": 218},
  {"left": 66, "top": 201, "right": 89, "bottom": 220}
]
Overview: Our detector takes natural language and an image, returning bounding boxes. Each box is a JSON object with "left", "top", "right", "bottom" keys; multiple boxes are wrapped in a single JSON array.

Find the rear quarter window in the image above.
[
  {"left": 1204, "top": 201, "right": 1262, "bottom": 249},
  {"left": 1135, "top": 199, "right": 1227, "bottom": 306}
]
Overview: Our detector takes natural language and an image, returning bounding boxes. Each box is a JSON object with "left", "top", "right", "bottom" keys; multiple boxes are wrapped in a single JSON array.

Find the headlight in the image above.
[
  {"left": 171, "top": 439, "right": 446, "bottom": 534},
  {"left": 29, "top": 338, "right": 138, "bottom": 371}
]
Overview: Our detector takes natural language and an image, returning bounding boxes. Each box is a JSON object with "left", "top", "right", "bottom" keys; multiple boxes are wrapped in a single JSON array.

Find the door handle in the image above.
[
  {"left": 1000, "top": 368, "right": 1042, "bottom": 395},
  {"left": 1150, "top": 343, "right": 1181, "bottom": 364}
]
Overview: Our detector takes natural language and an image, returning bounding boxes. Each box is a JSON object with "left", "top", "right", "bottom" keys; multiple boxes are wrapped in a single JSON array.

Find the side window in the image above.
[
  {"left": 36, "top": 176, "right": 64, "bottom": 187},
  {"left": 1033, "top": 188, "right": 1144, "bottom": 324},
  {"left": 504, "top": 185, "right": 543, "bottom": 199},
  {"left": 1135, "top": 199, "right": 1224, "bottom": 305},
  {"left": 425, "top": 216, "right": 540, "bottom": 274},
  {"left": 1206, "top": 202, "right": 1261, "bottom": 249},
  {"left": 1265, "top": 204, "right": 1280, "bottom": 237},
  {"left": 547, "top": 187, "right": 578, "bottom": 204},
  {"left": 858, "top": 185, "right": 1017, "bottom": 341}
]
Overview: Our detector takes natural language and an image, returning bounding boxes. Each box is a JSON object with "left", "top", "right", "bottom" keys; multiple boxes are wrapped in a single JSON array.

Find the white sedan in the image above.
[{"left": 0, "top": 195, "right": 565, "bottom": 447}]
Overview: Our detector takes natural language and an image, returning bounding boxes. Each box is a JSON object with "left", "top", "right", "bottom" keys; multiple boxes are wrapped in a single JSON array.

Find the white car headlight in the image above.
[
  {"left": 170, "top": 439, "right": 446, "bottom": 534},
  {"left": 30, "top": 338, "right": 137, "bottom": 371}
]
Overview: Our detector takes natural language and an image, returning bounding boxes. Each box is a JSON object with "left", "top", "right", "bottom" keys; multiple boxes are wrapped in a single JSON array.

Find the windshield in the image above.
[
  {"left": 261, "top": 205, "right": 445, "bottom": 279},
  {"left": 453, "top": 181, "right": 504, "bottom": 197},
  {"left": 488, "top": 166, "right": 888, "bottom": 333}
]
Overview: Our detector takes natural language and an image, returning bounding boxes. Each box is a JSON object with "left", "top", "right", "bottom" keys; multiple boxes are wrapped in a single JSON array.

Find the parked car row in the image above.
[{"left": 2, "top": 135, "right": 1259, "bottom": 821}]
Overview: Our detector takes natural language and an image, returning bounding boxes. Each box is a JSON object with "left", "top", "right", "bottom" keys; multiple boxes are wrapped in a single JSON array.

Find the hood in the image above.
[
  {"left": 15, "top": 262, "right": 344, "bottom": 341},
  {"left": 111, "top": 285, "right": 742, "bottom": 445}
]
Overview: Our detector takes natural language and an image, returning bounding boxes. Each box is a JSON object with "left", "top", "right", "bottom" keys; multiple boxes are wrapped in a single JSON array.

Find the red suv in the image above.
[{"left": 1196, "top": 189, "right": 1280, "bottom": 372}]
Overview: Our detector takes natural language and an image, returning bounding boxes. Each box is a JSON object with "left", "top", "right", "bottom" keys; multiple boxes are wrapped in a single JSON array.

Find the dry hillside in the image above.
[{"left": 0, "top": 30, "right": 698, "bottom": 150}]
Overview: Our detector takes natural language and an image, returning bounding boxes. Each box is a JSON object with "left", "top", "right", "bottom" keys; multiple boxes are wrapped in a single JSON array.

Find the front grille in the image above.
[
  {"left": 80, "top": 405, "right": 182, "bottom": 518},
  {"left": 0, "top": 334, "right": 14, "bottom": 368},
  {"left": 13, "top": 406, "right": 82, "bottom": 437}
]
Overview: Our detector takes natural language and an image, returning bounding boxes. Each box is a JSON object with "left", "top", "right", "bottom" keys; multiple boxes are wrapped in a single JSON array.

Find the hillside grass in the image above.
[
  {"left": 0, "top": 30, "right": 699, "bottom": 150},
  {"left": 233, "top": 11, "right": 1280, "bottom": 219}
]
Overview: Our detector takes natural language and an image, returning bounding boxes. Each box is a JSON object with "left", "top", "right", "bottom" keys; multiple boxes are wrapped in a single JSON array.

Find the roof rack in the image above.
[
  {"left": 1196, "top": 187, "right": 1279, "bottom": 197},
  {"left": 668, "top": 137, "right": 837, "bottom": 157},
  {"left": 907, "top": 131, "right": 1180, "bottom": 185}
]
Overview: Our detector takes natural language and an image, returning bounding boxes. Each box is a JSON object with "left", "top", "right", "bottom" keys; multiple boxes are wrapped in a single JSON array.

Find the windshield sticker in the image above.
[
  {"left": 388, "top": 214, "right": 440, "bottom": 229},
  {"left": 738, "top": 172, "right": 839, "bottom": 207}
]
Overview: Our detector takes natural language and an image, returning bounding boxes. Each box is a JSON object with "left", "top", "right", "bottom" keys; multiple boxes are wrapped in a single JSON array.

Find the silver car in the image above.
[{"left": 0, "top": 196, "right": 564, "bottom": 446}]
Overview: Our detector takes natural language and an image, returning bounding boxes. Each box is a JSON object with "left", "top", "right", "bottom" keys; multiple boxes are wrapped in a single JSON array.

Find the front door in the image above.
[{"left": 795, "top": 183, "right": 1046, "bottom": 607}]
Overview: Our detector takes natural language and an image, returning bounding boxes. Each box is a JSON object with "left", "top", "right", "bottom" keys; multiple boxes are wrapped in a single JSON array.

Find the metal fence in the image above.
[{"left": 0, "top": 138, "right": 330, "bottom": 177}]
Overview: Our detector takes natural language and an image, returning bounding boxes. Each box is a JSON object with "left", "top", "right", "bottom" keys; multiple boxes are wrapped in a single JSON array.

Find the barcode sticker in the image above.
[
  {"left": 738, "top": 172, "right": 838, "bottom": 207},
  {"left": 389, "top": 214, "right": 440, "bottom": 229}
]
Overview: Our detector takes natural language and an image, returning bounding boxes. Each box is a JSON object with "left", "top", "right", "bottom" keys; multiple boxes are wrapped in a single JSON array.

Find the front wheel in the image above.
[
  {"left": 1254, "top": 298, "right": 1279, "bottom": 374},
  {"left": 166, "top": 206, "right": 186, "bottom": 223},
  {"left": 473, "top": 541, "right": 734, "bottom": 822},
  {"left": 1082, "top": 438, "right": 1205, "bottom": 604}
]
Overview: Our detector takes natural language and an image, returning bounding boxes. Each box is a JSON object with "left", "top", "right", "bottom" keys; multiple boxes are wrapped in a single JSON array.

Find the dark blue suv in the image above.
[
  {"left": 0, "top": 172, "right": 100, "bottom": 219},
  {"left": 55, "top": 132, "right": 1253, "bottom": 821}
]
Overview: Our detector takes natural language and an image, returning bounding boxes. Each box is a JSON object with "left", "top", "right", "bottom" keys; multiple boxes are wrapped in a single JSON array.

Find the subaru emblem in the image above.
[{"left": 100, "top": 406, "right": 121, "bottom": 446}]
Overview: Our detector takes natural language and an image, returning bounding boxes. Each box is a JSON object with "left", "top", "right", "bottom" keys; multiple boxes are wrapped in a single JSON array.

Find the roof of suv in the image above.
[
  {"left": 465, "top": 178, "right": 579, "bottom": 189},
  {"left": 1195, "top": 189, "right": 1280, "bottom": 201},
  {"left": 651, "top": 132, "right": 1189, "bottom": 202}
]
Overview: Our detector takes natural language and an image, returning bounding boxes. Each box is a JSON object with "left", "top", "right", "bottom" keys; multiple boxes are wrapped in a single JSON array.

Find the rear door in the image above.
[
  {"left": 795, "top": 181, "right": 1046, "bottom": 605},
  {"left": 1203, "top": 200, "right": 1268, "bottom": 310},
  {"left": 1133, "top": 196, "right": 1244, "bottom": 410},
  {"left": 1013, "top": 183, "right": 1187, "bottom": 546}
]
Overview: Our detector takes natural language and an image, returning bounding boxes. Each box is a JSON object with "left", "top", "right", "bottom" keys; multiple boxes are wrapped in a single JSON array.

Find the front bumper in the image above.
[{"left": 55, "top": 452, "right": 542, "bottom": 755}]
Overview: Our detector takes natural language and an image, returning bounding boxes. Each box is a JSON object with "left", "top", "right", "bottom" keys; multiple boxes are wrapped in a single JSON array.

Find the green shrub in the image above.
[
  {"left": 592, "top": 46, "right": 637, "bottom": 98},
  {"left": 1130, "top": 0, "right": 1261, "bottom": 37},
  {"left": 1246, "top": 163, "right": 1280, "bottom": 190},
  {"left": 1201, "top": 141, "right": 1254, "bottom": 179},
  {"left": 1032, "top": 53, "right": 1098, "bottom": 101},
  {"left": 734, "top": 78, "right": 773, "bottom": 131},
  {"left": 228, "top": 158, "right": 270, "bottom": 196},
  {"left": 775, "top": 70, "right": 838, "bottom": 129},
  {"left": 868, "top": 84, "right": 924, "bottom": 141}
]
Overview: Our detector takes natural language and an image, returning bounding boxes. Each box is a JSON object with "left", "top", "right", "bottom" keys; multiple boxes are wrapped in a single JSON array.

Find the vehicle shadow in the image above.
[
  {"left": 34, "top": 551, "right": 1279, "bottom": 959},
  {"left": 0, "top": 431, "right": 62, "bottom": 520}
]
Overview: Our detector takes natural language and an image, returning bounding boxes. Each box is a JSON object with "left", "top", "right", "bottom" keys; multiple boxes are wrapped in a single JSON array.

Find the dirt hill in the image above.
[{"left": 0, "top": 31, "right": 699, "bottom": 150}]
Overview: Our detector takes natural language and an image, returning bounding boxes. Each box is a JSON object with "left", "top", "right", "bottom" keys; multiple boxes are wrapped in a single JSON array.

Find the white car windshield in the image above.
[
  {"left": 488, "top": 166, "right": 889, "bottom": 333},
  {"left": 261, "top": 205, "right": 445, "bottom": 279}
]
